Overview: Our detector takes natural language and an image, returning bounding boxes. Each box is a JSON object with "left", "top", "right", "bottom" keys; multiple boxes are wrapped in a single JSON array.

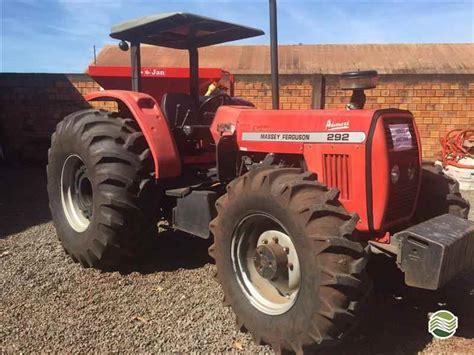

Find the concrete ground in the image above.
[{"left": 1, "top": 165, "right": 473, "bottom": 353}]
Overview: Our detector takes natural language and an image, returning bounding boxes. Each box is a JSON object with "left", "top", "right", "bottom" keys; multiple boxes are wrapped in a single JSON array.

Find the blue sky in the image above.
[{"left": 1, "top": 0, "right": 473, "bottom": 73}]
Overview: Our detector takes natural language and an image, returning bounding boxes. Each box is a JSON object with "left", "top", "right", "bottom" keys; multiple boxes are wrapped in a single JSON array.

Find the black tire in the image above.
[
  {"left": 47, "top": 109, "right": 159, "bottom": 269},
  {"left": 414, "top": 162, "right": 469, "bottom": 222},
  {"left": 209, "top": 167, "right": 370, "bottom": 354}
]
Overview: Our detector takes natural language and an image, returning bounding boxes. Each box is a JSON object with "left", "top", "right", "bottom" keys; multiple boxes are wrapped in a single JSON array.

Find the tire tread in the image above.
[
  {"left": 47, "top": 109, "right": 159, "bottom": 269},
  {"left": 209, "top": 166, "right": 370, "bottom": 352}
]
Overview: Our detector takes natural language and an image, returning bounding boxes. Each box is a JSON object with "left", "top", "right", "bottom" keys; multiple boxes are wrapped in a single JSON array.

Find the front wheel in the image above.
[
  {"left": 209, "top": 167, "right": 370, "bottom": 353},
  {"left": 414, "top": 162, "right": 469, "bottom": 222}
]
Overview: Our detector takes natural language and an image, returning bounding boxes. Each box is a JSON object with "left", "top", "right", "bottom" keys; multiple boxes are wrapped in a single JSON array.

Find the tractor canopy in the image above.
[{"left": 110, "top": 12, "right": 264, "bottom": 49}]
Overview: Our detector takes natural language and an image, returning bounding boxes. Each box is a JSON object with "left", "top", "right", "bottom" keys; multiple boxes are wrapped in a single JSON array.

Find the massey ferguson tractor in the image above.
[{"left": 47, "top": 2, "right": 473, "bottom": 353}]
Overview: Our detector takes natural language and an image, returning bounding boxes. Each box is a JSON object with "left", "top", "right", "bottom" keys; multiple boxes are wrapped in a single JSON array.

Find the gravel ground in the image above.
[{"left": 1, "top": 165, "right": 473, "bottom": 353}]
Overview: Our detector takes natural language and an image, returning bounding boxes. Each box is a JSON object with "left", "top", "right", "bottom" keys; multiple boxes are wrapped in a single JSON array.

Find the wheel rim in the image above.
[
  {"left": 231, "top": 213, "right": 301, "bottom": 315},
  {"left": 60, "top": 155, "right": 93, "bottom": 232}
]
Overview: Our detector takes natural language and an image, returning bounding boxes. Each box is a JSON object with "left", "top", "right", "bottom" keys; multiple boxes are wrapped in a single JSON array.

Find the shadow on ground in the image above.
[
  {"left": 123, "top": 229, "right": 214, "bottom": 274},
  {"left": 316, "top": 257, "right": 474, "bottom": 354},
  {"left": 0, "top": 164, "right": 212, "bottom": 270},
  {"left": 0, "top": 164, "right": 51, "bottom": 239}
]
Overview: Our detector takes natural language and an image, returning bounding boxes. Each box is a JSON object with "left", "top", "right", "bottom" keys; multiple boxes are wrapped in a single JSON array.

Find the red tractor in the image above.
[{"left": 47, "top": 3, "right": 472, "bottom": 354}]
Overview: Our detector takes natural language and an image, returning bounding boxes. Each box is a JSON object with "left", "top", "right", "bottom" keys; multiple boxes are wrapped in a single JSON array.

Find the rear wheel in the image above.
[
  {"left": 47, "top": 109, "right": 159, "bottom": 269},
  {"left": 209, "top": 167, "right": 370, "bottom": 353}
]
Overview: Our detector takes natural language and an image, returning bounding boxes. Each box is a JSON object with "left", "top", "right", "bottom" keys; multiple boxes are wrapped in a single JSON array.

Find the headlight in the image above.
[
  {"left": 407, "top": 163, "right": 416, "bottom": 180},
  {"left": 391, "top": 165, "right": 400, "bottom": 184}
]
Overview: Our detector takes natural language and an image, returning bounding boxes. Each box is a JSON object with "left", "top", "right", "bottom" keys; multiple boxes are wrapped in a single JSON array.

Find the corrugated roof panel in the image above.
[{"left": 93, "top": 43, "right": 474, "bottom": 75}]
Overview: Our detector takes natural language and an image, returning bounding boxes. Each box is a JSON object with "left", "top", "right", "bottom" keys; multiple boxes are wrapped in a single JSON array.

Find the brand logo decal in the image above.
[
  {"left": 141, "top": 68, "right": 166, "bottom": 77},
  {"left": 241, "top": 131, "right": 366, "bottom": 143},
  {"left": 326, "top": 119, "right": 350, "bottom": 131}
]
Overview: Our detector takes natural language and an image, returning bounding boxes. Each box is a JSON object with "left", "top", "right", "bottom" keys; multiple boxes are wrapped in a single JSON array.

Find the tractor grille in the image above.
[
  {"left": 323, "top": 154, "right": 351, "bottom": 200},
  {"left": 384, "top": 118, "right": 420, "bottom": 224},
  {"left": 385, "top": 180, "right": 419, "bottom": 222}
]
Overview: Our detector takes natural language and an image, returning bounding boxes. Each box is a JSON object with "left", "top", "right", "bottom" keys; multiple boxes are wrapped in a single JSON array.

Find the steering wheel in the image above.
[{"left": 198, "top": 93, "right": 232, "bottom": 118}]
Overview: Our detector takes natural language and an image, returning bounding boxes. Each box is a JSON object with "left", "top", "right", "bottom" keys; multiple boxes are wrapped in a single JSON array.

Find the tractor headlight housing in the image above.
[{"left": 390, "top": 165, "right": 400, "bottom": 184}]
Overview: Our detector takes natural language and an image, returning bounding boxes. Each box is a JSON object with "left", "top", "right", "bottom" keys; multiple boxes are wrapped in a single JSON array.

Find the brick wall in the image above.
[
  {"left": 1, "top": 73, "right": 472, "bottom": 162},
  {"left": 0, "top": 73, "right": 110, "bottom": 161},
  {"left": 324, "top": 74, "right": 474, "bottom": 159},
  {"left": 234, "top": 75, "right": 314, "bottom": 110},
  {"left": 71, "top": 78, "right": 118, "bottom": 112}
]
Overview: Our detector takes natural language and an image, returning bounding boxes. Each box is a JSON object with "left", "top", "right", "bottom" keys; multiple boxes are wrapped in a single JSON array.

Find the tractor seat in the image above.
[{"left": 161, "top": 92, "right": 198, "bottom": 129}]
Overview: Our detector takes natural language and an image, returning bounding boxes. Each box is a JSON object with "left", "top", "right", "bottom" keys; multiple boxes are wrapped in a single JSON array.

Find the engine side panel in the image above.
[
  {"left": 213, "top": 107, "right": 375, "bottom": 230},
  {"left": 303, "top": 143, "right": 369, "bottom": 229},
  {"left": 212, "top": 107, "right": 421, "bottom": 233}
]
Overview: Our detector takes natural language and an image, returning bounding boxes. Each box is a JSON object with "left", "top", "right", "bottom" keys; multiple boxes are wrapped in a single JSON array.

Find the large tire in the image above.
[
  {"left": 414, "top": 162, "right": 469, "bottom": 222},
  {"left": 209, "top": 167, "right": 370, "bottom": 353},
  {"left": 47, "top": 109, "right": 159, "bottom": 269}
]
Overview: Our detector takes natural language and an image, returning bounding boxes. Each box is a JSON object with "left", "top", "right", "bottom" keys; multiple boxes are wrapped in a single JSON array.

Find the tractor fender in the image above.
[{"left": 85, "top": 90, "right": 181, "bottom": 178}]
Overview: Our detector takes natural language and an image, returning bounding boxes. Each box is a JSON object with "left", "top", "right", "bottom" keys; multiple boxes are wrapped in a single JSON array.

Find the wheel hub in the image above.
[
  {"left": 74, "top": 165, "right": 93, "bottom": 219},
  {"left": 61, "top": 155, "right": 93, "bottom": 232},
  {"left": 231, "top": 214, "right": 301, "bottom": 315},
  {"left": 254, "top": 243, "right": 288, "bottom": 280}
]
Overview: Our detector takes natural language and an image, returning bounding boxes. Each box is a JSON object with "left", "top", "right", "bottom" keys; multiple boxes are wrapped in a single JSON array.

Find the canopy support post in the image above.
[
  {"left": 189, "top": 47, "right": 199, "bottom": 104},
  {"left": 131, "top": 41, "right": 142, "bottom": 92}
]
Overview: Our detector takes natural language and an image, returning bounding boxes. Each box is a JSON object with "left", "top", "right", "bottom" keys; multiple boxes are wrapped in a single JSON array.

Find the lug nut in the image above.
[
  {"left": 288, "top": 262, "right": 294, "bottom": 271},
  {"left": 283, "top": 247, "right": 289, "bottom": 254},
  {"left": 272, "top": 237, "right": 279, "bottom": 243},
  {"left": 262, "top": 239, "right": 268, "bottom": 244}
]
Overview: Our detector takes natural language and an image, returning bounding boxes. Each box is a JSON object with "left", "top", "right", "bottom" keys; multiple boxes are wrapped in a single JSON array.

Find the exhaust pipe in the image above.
[{"left": 269, "top": 0, "right": 279, "bottom": 109}]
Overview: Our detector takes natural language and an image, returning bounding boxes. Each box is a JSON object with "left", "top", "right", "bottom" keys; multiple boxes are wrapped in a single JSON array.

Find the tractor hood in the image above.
[{"left": 211, "top": 106, "right": 380, "bottom": 148}]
